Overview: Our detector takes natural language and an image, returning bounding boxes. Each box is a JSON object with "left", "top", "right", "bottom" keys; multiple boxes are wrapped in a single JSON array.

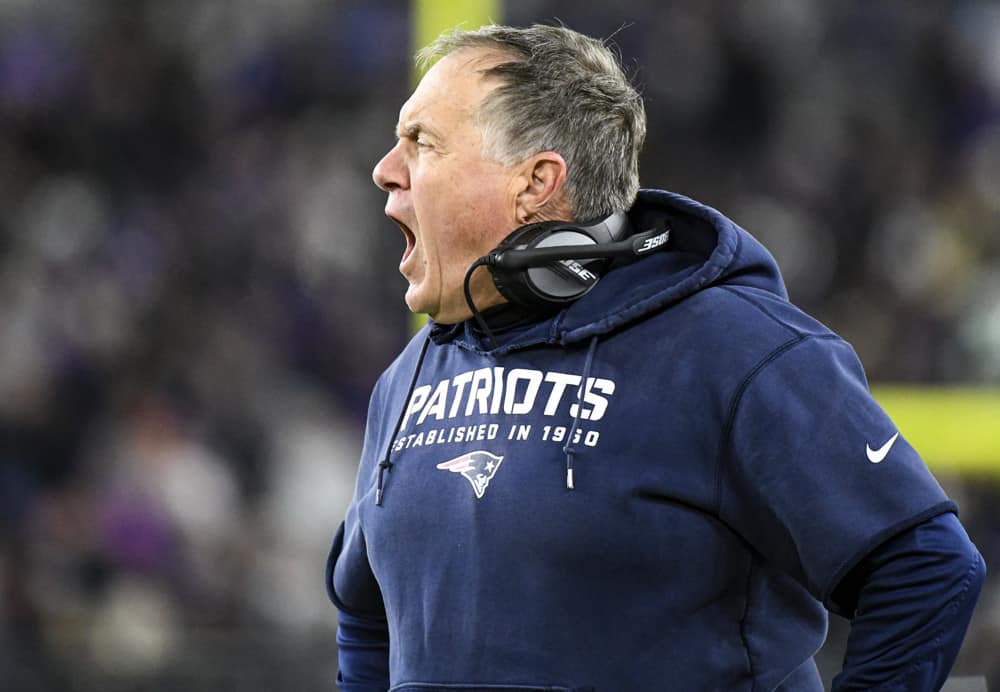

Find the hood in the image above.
[
  {"left": 555, "top": 188, "right": 787, "bottom": 343},
  {"left": 432, "top": 188, "right": 788, "bottom": 351}
]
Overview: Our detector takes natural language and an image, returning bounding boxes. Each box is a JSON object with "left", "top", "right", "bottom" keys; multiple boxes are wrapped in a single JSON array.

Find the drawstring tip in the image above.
[
  {"left": 375, "top": 458, "right": 392, "bottom": 506},
  {"left": 566, "top": 468, "right": 575, "bottom": 490}
]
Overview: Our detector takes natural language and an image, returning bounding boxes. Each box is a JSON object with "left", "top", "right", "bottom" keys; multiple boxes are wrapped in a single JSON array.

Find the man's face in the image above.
[{"left": 373, "top": 49, "right": 518, "bottom": 323}]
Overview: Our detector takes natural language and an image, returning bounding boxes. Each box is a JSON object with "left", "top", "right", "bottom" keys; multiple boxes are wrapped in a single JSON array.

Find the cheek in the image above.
[
  {"left": 412, "top": 160, "right": 513, "bottom": 265},
  {"left": 451, "top": 174, "right": 513, "bottom": 237},
  {"left": 416, "top": 184, "right": 492, "bottom": 249}
]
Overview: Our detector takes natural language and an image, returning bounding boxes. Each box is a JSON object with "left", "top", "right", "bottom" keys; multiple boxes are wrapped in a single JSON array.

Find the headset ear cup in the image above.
[
  {"left": 487, "top": 222, "right": 607, "bottom": 310},
  {"left": 487, "top": 221, "right": 559, "bottom": 307},
  {"left": 483, "top": 212, "right": 633, "bottom": 311}
]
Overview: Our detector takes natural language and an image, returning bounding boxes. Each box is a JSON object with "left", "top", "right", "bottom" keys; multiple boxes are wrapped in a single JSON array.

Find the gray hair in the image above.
[{"left": 417, "top": 24, "right": 646, "bottom": 220}]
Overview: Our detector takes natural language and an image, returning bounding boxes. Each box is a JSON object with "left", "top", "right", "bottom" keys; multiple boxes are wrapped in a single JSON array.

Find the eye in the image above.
[{"left": 395, "top": 124, "right": 435, "bottom": 151}]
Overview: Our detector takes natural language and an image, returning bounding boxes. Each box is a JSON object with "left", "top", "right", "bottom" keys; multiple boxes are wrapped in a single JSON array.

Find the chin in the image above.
[
  {"left": 403, "top": 288, "right": 433, "bottom": 317},
  {"left": 403, "top": 296, "right": 424, "bottom": 315}
]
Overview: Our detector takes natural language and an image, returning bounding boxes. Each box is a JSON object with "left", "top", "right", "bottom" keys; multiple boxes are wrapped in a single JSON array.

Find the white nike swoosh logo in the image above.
[{"left": 866, "top": 432, "right": 899, "bottom": 463}]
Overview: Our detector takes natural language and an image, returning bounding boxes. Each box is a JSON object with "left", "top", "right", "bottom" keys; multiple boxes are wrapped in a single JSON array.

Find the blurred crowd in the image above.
[{"left": 0, "top": 1, "right": 998, "bottom": 690}]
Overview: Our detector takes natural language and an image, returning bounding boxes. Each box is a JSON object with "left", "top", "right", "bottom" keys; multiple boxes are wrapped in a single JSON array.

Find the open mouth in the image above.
[{"left": 390, "top": 217, "right": 416, "bottom": 264}]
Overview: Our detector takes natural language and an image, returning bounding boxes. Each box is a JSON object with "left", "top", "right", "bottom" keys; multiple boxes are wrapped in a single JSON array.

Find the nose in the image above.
[{"left": 372, "top": 141, "right": 408, "bottom": 192}]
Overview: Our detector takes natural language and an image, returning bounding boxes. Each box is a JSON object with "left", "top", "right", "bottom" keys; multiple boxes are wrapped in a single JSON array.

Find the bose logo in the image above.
[
  {"left": 635, "top": 231, "right": 670, "bottom": 254},
  {"left": 558, "top": 259, "right": 598, "bottom": 282}
]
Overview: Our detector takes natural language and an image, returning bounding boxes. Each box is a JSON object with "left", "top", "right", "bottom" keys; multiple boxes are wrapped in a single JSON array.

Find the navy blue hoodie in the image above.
[{"left": 327, "top": 190, "right": 982, "bottom": 691}]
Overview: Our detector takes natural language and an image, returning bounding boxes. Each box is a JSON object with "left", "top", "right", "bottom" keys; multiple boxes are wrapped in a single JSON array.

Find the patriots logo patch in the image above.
[{"left": 436, "top": 451, "right": 504, "bottom": 499}]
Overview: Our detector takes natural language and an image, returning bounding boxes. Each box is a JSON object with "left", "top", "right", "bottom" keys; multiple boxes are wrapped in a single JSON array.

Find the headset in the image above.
[
  {"left": 462, "top": 211, "right": 671, "bottom": 347},
  {"left": 466, "top": 211, "right": 671, "bottom": 311}
]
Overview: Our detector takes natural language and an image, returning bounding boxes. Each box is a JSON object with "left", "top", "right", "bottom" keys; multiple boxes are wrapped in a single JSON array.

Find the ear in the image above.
[{"left": 513, "top": 151, "right": 569, "bottom": 224}]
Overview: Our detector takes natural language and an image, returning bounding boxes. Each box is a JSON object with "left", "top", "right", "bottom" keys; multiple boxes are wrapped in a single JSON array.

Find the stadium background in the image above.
[{"left": 0, "top": 0, "right": 998, "bottom": 688}]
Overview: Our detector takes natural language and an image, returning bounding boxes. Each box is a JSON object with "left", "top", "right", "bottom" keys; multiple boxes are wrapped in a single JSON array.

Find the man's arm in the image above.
[
  {"left": 831, "top": 512, "right": 985, "bottom": 691},
  {"left": 327, "top": 521, "right": 391, "bottom": 690},
  {"left": 336, "top": 609, "right": 390, "bottom": 691}
]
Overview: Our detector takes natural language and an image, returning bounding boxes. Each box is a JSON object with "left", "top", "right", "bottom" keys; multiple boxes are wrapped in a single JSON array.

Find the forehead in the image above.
[{"left": 397, "top": 48, "right": 506, "bottom": 128}]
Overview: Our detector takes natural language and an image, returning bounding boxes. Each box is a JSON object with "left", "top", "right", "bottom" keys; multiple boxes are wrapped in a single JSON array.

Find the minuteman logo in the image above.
[{"left": 436, "top": 451, "right": 504, "bottom": 499}]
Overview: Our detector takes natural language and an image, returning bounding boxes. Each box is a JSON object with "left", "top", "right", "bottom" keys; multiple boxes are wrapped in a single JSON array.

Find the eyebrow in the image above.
[{"left": 395, "top": 121, "right": 442, "bottom": 142}]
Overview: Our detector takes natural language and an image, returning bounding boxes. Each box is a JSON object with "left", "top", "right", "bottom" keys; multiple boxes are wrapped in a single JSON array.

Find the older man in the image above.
[{"left": 327, "top": 24, "right": 984, "bottom": 691}]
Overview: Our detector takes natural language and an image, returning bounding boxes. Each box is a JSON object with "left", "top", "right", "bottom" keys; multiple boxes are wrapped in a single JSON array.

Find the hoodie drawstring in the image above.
[
  {"left": 375, "top": 334, "right": 431, "bottom": 506},
  {"left": 563, "top": 335, "right": 599, "bottom": 490}
]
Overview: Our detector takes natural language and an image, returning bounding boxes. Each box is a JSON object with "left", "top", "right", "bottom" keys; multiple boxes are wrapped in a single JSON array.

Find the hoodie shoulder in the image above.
[
  {"left": 711, "top": 284, "right": 840, "bottom": 342},
  {"left": 644, "top": 281, "right": 845, "bottom": 388}
]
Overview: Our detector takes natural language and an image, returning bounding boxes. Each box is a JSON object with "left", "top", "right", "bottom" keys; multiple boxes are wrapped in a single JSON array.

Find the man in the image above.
[{"left": 326, "top": 24, "right": 985, "bottom": 691}]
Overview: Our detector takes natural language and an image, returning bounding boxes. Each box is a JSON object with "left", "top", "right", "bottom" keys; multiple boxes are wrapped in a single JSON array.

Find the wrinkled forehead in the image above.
[{"left": 398, "top": 47, "right": 511, "bottom": 124}]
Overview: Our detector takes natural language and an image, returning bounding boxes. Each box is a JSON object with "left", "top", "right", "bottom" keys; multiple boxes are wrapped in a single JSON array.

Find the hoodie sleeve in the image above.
[
  {"left": 326, "top": 383, "right": 391, "bottom": 690},
  {"left": 719, "top": 334, "right": 959, "bottom": 607},
  {"left": 326, "top": 521, "right": 389, "bottom": 690},
  {"left": 830, "top": 511, "right": 985, "bottom": 691}
]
